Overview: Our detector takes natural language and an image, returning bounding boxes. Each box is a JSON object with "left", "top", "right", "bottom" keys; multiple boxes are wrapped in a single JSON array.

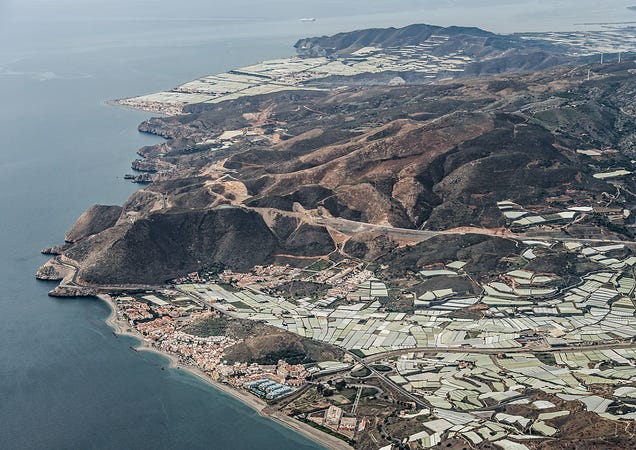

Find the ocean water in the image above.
[{"left": 0, "top": 1, "right": 632, "bottom": 448}]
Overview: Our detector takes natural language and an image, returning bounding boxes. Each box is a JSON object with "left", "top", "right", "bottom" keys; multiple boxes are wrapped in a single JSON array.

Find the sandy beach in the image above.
[{"left": 97, "top": 294, "right": 352, "bottom": 450}]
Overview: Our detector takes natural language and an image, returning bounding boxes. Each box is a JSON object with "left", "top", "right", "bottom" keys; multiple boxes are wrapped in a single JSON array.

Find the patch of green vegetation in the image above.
[
  {"left": 305, "top": 259, "right": 332, "bottom": 272},
  {"left": 350, "top": 349, "right": 366, "bottom": 358},
  {"left": 252, "top": 348, "right": 312, "bottom": 365},
  {"left": 340, "top": 388, "right": 359, "bottom": 402},
  {"left": 371, "top": 364, "right": 392, "bottom": 372},
  {"left": 502, "top": 256, "right": 527, "bottom": 270},
  {"left": 351, "top": 367, "right": 372, "bottom": 378},
  {"left": 361, "top": 387, "right": 378, "bottom": 398},
  {"left": 229, "top": 300, "right": 251, "bottom": 310},
  {"left": 218, "top": 282, "right": 241, "bottom": 292},
  {"left": 536, "top": 353, "right": 557, "bottom": 366},
  {"left": 553, "top": 91, "right": 585, "bottom": 101}
]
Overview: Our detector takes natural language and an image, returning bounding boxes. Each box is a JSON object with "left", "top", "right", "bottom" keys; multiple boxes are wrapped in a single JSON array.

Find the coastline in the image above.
[
  {"left": 102, "top": 99, "right": 171, "bottom": 117},
  {"left": 97, "top": 294, "right": 352, "bottom": 450}
]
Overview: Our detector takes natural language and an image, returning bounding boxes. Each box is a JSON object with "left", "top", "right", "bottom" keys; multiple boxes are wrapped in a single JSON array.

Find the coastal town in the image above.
[{"left": 104, "top": 216, "right": 636, "bottom": 449}]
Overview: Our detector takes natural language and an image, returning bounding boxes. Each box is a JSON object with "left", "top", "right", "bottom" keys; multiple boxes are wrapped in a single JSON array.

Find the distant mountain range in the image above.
[{"left": 295, "top": 23, "right": 559, "bottom": 57}]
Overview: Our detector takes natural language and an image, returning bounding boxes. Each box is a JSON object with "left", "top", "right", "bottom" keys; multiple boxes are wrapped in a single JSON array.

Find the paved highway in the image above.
[
  {"left": 347, "top": 351, "right": 428, "bottom": 408},
  {"left": 360, "top": 341, "right": 636, "bottom": 364}
]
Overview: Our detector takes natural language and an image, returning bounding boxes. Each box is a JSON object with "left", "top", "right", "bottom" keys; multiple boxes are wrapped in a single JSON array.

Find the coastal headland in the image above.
[{"left": 40, "top": 24, "right": 636, "bottom": 449}]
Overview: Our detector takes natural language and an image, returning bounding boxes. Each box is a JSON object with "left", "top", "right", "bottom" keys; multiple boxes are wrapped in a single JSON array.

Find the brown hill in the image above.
[
  {"left": 41, "top": 62, "right": 636, "bottom": 286},
  {"left": 183, "top": 315, "right": 343, "bottom": 365}
]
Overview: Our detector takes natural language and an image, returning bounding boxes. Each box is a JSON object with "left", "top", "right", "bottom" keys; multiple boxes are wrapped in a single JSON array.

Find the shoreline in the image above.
[{"left": 97, "top": 294, "right": 352, "bottom": 450}]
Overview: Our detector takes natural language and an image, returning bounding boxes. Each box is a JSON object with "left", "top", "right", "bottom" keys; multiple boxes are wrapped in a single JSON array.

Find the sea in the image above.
[{"left": 0, "top": 0, "right": 632, "bottom": 448}]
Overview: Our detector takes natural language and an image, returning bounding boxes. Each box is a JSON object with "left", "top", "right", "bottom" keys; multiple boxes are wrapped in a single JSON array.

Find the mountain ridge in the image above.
[{"left": 39, "top": 25, "right": 636, "bottom": 287}]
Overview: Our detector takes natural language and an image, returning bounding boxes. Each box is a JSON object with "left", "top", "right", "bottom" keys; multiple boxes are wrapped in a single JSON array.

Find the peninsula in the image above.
[{"left": 40, "top": 24, "right": 636, "bottom": 449}]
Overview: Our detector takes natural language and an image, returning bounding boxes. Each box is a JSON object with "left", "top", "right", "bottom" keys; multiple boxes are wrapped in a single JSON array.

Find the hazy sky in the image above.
[
  {"left": 2, "top": 0, "right": 634, "bottom": 32},
  {"left": 1, "top": 0, "right": 634, "bottom": 76}
]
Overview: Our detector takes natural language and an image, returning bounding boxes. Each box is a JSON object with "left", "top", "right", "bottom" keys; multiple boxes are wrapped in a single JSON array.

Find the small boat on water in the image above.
[{"left": 299, "top": 18, "right": 316, "bottom": 22}]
